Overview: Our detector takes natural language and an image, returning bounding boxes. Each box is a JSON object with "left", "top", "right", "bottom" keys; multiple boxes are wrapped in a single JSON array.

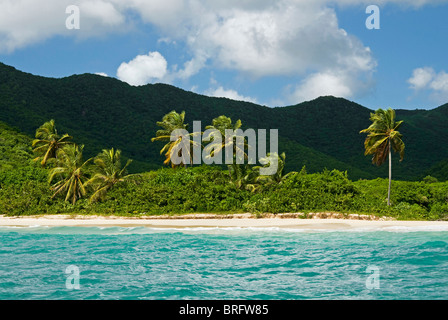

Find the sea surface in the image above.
[{"left": 0, "top": 225, "right": 447, "bottom": 300}]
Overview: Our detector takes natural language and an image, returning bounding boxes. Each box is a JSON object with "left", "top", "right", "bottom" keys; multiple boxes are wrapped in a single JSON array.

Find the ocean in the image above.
[{"left": 0, "top": 225, "right": 447, "bottom": 300}]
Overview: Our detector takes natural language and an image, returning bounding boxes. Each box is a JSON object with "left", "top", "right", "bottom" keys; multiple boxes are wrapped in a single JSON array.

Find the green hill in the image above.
[
  {"left": 0, "top": 62, "right": 447, "bottom": 180},
  {"left": 0, "top": 121, "right": 33, "bottom": 170},
  {"left": 0, "top": 121, "right": 47, "bottom": 188}
]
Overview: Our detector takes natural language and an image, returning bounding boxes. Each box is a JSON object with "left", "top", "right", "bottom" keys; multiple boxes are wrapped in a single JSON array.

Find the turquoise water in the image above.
[{"left": 0, "top": 226, "right": 448, "bottom": 300}]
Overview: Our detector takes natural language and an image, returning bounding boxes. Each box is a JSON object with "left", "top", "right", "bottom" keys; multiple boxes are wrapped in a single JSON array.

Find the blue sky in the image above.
[{"left": 0, "top": 0, "right": 447, "bottom": 110}]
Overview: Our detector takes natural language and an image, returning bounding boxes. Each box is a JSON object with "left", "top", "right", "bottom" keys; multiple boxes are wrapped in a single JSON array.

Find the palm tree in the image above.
[
  {"left": 255, "top": 152, "right": 296, "bottom": 186},
  {"left": 360, "top": 108, "right": 405, "bottom": 206},
  {"left": 48, "top": 144, "right": 91, "bottom": 204},
  {"left": 32, "top": 119, "right": 72, "bottom": 166},
  {"left": 204, "top": 115, "right": 249, "bottom": 178},
  {"left": 151, "top": 111, "right": 201, "bottom": 168},
  {"left": 229, "top": 163, "right": 261, "bottom": 193},
  {"left": 84, "top": 148, "right": 136, "bottom": 203}
]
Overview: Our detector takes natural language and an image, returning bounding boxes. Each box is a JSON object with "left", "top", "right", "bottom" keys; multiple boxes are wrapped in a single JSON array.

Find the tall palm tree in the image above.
[
  {"left": 255, "top": 152, "right": 296, "bottom": 185},
  {"left": 84, "top": 148, "right": 135, "bottom": 203},
  {"left": 360, "top": 108, "right": 405, "bottom": 206},
  {"left": 204, "top": 115, "right": 249, "bottom": 177},
  {"left": 48, "top": 144, "right": 91, "bottom": 204},
  {"left": 32, "top": 119, "right": 72, "bottom": 166},
  {"left": 151, "top": 111, "right": 201, "bottom": 168}
]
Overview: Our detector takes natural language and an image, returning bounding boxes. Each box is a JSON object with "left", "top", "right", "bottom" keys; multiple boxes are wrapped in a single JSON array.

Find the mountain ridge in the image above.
[{"left": 1, "top": 62, "right": 447, "bottom": 180}]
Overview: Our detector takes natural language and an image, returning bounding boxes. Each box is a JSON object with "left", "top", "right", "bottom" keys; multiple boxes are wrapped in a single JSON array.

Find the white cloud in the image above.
[
  {"left": 430, "top": 71, "right": 448, "bottom": 92},
  {"left": 2, "top": 0, "right": 448, "bottom": 103},
  {"left": 333, "top": 0, "right": 448, "bottom": 7},
  {"left": 289, "top": 72, "right": 354, "bottom": 103},
  {"left": 1, "top": 0, "right": 447, "bottom": 55},
  {"left": 173, "top": 52, "right": 208, "bottom": 80},
  {"left": 112, "top": 0, "right": 378, "bottom": 101},
  {"left": 190, "top": 3, "right": 375, "bottom": 78},
  {"left": 408, "top": 67, "right": 435, "bottom": 90},
  {"left": 0, "top": 0, "right": 67, "bottom": 52},
  {"left": 0, "top": 0, "right": 125, "bottom": 53},
  {"left": 205, "top": 86, "right": 258, "bottom": 104},
  {"left": 116, "top": 51, "right": 167, "bottom": 86},
  {"left": 112, "top": 0, "right": 186, "bottom": 32},
  {"left": 98, "top": 1, "right": 375, "bottom": 79},
  {"left": 408, "top": 67, "right": 448, "bottom": 103},
  {"left": 79, "top": 0, "right": 124, "bottom": 28}
]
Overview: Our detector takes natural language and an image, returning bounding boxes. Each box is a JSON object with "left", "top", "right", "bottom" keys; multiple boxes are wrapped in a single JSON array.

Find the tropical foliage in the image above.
[
  {"left": 204, "top": 115, "right": 247, "bottom": 162},
  {"left": 228, "top": 164, "right": 260, "bottom": 192},
  {"left": 84, "top": 148, "right": 136, "bottom": 203},
  {"left": 2, "top": 62, "right": 448, "bottom": 181},
  {"left": 1, "top": 112, "right": 448, "bottom": 221},
  {"left": 32, "top": 119, "right": 72, "bottom": 166},
  {"left": 151, "top": 111, "right": 201, "bottom": 168},
  {"left": 255, "top": 152, "right": 297, "bottom": 186},
  {"left": 48, "top": 144, "right": 91, "bottom": 204}
]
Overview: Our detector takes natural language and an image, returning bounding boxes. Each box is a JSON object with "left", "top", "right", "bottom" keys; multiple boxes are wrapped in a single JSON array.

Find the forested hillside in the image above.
[{"left": 1, "top": 62, "right": 447, "bottom": 180}]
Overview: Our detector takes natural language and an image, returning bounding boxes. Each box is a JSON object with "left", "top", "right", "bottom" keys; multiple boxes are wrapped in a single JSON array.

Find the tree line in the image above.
[{"left": 32, "top": 108, "right": 405, "bottom": 207}]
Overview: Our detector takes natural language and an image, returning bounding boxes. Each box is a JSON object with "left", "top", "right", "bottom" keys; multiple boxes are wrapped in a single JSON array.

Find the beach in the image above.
[{"left": 1, "top": 214, "right": 448, "bottom": 230}]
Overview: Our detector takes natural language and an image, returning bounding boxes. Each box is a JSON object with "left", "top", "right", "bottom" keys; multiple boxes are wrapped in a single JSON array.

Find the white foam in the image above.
[
  {"left": 2, "top": 224, "right": 448, "bottom": 235},
  {"left": 381, "top": 225, "right": 448, "bottom": 232},
  {"left": 0, "top": 225, "right": 47, "bottom": 229}
]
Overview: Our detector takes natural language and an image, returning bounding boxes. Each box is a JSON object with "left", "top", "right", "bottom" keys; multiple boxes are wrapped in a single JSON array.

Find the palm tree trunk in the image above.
[{"left": 387, "top": 142, "right": 392, "bottom": 206}]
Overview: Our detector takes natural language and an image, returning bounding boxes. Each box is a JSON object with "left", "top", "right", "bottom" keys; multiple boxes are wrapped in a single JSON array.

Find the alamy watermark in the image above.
[
  {"left": 169, "top": 121, "right": 279, "bottom": 175},
  {"left": 65, "top": 4, "right": 380, "bottom": 31},
  {"left": 65, "top": 265, "right": 80, "bottom": 290},
  {"left": 365, "top": 265, "right": 380, "bottom": 289},
  {"left": 366, "top": 5, "right": 380, "bottom": 30},
  {"left": 66, "top": 5, "right": 80, "bottom": 30}
]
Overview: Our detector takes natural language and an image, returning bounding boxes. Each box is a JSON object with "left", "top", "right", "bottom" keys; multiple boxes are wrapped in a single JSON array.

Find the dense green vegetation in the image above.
[
  {"left": 1, "top": 62, "right": 448, "bottom": 220},
  {"left": 1, "top": 120, "right": 448, "bottom": 220},
  {"left": 1, "top": 62, "right": 448, "bottom": 180}
]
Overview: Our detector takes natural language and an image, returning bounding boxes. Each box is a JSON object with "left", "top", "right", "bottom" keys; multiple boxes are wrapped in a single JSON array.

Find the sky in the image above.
[{"left": 0, "top": 0, "right": 447, "bottom": 110}]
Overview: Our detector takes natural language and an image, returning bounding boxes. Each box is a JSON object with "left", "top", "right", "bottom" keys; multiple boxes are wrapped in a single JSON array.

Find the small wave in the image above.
[
  {"left": 0, "top": 225, "right": 50, "bottom": 233},
  {"left": 1, "top": 224, "right": 448, "bottom": 235},
  {"left": 381, "top": 225, "right": 448, "bottom": 232},
  {"left": 0, "top": 225, "right": 47, "bottom": 229}
]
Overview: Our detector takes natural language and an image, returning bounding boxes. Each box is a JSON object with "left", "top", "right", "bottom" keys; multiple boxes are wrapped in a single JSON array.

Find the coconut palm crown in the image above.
[
  {"left": 48, "top": 144, "right": 91, "bottom": 204},
  {"left": 151, "top": 110, "right": 201, "bottom": 167},
  {"left": 84, "top": 148, "right": 135, "bottom": 203},
  {"left": 32, "top": 119, "right": 72, "bottom": 166}
]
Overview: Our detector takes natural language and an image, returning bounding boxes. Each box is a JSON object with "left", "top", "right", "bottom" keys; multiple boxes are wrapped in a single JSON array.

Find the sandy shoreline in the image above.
[{"left": 1, "top": 214, "right": 448, "bottom": 230}]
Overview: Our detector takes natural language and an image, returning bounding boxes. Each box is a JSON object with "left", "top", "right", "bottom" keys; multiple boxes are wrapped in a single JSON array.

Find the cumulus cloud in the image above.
[
  {"left": 183, "top": 2, "right": 374, "bottom": 78},
  {"left": 79, "top": 0, "right": 124, "bottom": 29},
  {"left": 430, "top": 71, "right": 448, "bottom": 92},
  {"left": 204, "top": 86, "right": 258, "bottom": 104},
  {"left": 111, "top": 0, "right": 377, "bottom": 103},
  {"left": 0, "top": 0, "right": 125, "bottom": 52},
  {"left": 408, "top": 67, "right": 435, "bottom": 90},
  {"left": 117, "top": 51, "right": 167, "bottom": 86},
  {"left": 408, "top": 67, "right": 448, "bottom": 103},
  {"left": 285, "top": 64, "right": 377, "bottom": 104},
  {"left": 333, "top": 0, "right": 448, "bottom": 7},
  {"left": 2, "top": 0, "right": 448, "bottom": 103},
  {"left": 173, "top": 52, "right": 208, "bottom": 80},
  {"left": 288, "top": 72, "right": 354, "bottom": 103}
]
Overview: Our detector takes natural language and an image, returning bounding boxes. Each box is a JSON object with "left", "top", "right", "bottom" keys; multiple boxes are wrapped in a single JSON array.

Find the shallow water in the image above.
[{"left": 0, "top": 226, "right": 447, "bottom": 300}]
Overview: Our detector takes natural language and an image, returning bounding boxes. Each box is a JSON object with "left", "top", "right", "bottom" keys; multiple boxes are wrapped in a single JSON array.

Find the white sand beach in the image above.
[{"left": 1, "top": 214, "right": 448, "bottom": 230}]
